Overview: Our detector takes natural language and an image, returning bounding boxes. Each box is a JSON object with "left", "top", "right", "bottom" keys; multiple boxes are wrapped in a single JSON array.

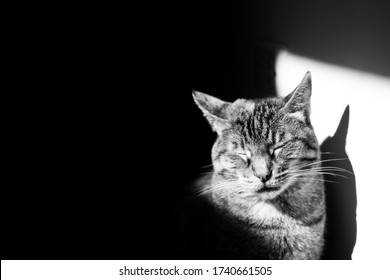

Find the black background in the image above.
[{"left": 3, "top": 1, "right": 389, "bottom": 259}]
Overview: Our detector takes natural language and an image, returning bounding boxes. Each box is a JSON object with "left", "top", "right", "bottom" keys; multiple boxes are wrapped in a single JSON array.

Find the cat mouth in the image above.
[
  {"left": 256, "top": 185, "right": 281, "bottom": 193},
  {"left": 255, "top": 182, "right": 281, "bottom": 193}
]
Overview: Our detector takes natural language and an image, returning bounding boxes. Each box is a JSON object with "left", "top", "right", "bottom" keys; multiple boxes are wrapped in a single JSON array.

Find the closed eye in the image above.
[
  {"left": 273, "top": 147, "right": 282, "bottom": 157},
  {"left": 271, "top": 142, "right": 289, "bottom": 157},
  {"left": 237, "top": 151, "right": 252, "bottom": 162}
]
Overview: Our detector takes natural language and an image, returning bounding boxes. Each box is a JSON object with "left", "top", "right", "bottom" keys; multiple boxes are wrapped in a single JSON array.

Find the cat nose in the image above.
[
  {"left": 251, "top": 156, "right": 272, "bottom": 182},
  {"left": 261, "top": 170, "right": 273, "bottom": 182},
  {"left": 253, "top": 169, "right": 272, "bottom": 182},
  {"left": 251, "top": 164, "right": 272, "bottom": 182}
]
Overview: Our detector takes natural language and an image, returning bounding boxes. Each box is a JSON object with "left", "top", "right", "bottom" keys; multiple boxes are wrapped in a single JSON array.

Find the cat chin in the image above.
[
  {"left": 250, "top": 180, "right": 290, "bottom": 200},
  {"left": 257, "top": 180, "right": 297, "bottom": 200},
  {"left": 231, "top": 183, "right": 283, "bottom": 201},
  {"left": 236, "top": 189, "right": 280, "bottom": 202},
  {"left": 256, "top": 191, "right": 282, "bottom": 201}
]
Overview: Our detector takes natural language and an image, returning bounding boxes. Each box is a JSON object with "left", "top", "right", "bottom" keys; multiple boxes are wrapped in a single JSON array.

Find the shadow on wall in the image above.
[{"left": 320, "top": 105, "right": 357, "bottom": 259}]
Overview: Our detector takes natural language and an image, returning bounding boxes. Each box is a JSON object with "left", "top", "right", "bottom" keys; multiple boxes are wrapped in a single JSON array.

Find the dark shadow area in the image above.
[
  {"left": 171, "top": 183, "right": 278, "bottom": 260},
  {"left": 320, "top": 105, "right": 357, "bottom": 259}
]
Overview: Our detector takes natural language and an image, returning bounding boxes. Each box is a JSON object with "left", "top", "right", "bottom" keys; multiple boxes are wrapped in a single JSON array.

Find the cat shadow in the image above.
[{"left": 320, "top": 105, "right": 357, "bottom": 259}]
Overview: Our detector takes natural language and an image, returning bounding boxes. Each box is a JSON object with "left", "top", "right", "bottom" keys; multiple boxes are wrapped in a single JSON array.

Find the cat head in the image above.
[{"left": 193, "top": 72, "right": 320, "bottom": 201}]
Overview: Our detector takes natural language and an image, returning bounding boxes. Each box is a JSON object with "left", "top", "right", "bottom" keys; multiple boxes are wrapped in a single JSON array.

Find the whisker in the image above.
[
  {"left": 196, "top": 179, "right": 252, "bottom": 197},
  {"left": 289, "top": 172, "right": 347, "bottom": 182},
  {"left": 296, "top": 158, "right": 348, "bottom": 169},
  {"left": 290, "top": 163, "right": 354, "bottom": 175},
  {"left": 288, "top": 171, "right": 349, "bottom": 179},
  {"left": 195, "top": 181, "right": 238, "bottom": 196},
  {"left": 290, "top": 178, "right": 338, "bottom": 184},
  {"left": 199, "top": 163, "right": 214, "bottom": 169},
  {"left": 300, "top": 166, "right": 354, "bottom": 175}
]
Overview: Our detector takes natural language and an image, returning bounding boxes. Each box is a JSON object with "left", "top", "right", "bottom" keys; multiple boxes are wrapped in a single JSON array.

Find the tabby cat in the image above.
[{"left": 192, "top": 72, "right": 325, "bottom": 259}]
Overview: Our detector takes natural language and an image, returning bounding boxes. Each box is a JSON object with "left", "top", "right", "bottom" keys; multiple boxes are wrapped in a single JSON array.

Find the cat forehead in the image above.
[
  {"left": 229, "top": 99, "right": 256, "bottom": 114},
  {"left": 230, "top": 99, "right": 281, "bottom": 122},
  {"left": 228, "top": 98, "right": 286, "bottom": 143}
]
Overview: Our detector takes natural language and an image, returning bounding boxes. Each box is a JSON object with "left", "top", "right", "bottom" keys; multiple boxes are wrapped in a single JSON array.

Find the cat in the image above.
[{"left": 189, "top": 72, "right": 326, "bottom": 260}]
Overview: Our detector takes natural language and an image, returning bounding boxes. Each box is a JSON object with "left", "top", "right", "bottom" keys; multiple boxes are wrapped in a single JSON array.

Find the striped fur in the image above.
[{"left": 193, "top": 72, "right": 325, "bottom": 259}]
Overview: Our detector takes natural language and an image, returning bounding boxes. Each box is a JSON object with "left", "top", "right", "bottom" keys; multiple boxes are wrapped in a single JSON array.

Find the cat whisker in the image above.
[
  {"left": 299, "top": 167, "right": 354, "bottom": 176},
  {"left": 277, "top": 164, "right": 352, "bottom": 179},
  {"left": 288, "top": 171, "right": 349, "bottom": 179},
  {"left": 289, "top": 172, "right": 345, "bottom": 182},
  {"left": 197, "top": 180, "right": 252, "bottom": 197},
  {"left": 289, "top": 178, "right": 338, "bottom": 184},
  {"left": 218, "top": 186, "right": 249, "bottom": 199},
  {"left": 296, "top": 158, "right": 349, "bottom": 169},
  {"left": 199, "top": 163, "right": 214, "bottom": 169},
  {"left": 196, "top": 181, "right": 237, "bottom": 196},
  {"left": 291, "top": 164, "right": 354, "bottom": 176}
]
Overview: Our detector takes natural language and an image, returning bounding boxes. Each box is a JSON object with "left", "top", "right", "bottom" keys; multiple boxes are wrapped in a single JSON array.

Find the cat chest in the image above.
[{"left": 248, "top": 202, "right": 285, "bottom": 223}]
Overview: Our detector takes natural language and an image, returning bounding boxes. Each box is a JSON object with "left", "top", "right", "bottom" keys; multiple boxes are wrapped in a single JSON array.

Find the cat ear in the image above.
[
  {"left": 282, "top": 71, "right": 312, "bottom": 122},
  {"left": 192, "top": 91, "right": 231, "bottom": 134}
]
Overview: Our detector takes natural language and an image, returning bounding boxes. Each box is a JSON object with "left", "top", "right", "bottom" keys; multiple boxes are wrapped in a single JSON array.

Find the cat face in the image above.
[{"left": 194, "top": 72, "right": 320, "bottom": 201}]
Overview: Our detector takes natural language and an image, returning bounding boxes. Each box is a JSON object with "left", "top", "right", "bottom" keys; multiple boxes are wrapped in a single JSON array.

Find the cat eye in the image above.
[
  {"left": 273, "top": 147, "right": 282, "bottom": 157},
  {"left": 271, "top": 146, "right": 283, "bottom": 157},
  {"left": 271, "top": 140, "right": 292, "bottom": 157}
]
